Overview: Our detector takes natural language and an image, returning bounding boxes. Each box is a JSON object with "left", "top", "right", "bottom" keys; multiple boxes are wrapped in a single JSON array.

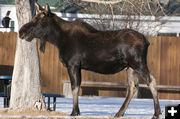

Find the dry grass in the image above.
[
  {"left": 0, "top": 108, "right": 150, "bottom": 119},
  {"left": 0, "top": 108, "right": 67, "bottom": 116}
]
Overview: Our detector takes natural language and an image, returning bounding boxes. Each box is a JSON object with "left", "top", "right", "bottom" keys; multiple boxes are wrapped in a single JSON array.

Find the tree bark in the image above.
[{"left": 9, "top": 0, "right": 46, "bottom": 111}]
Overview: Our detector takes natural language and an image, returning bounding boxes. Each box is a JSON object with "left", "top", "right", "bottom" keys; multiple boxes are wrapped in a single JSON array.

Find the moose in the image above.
[{"left": 19, "top": 2, "right": 161, "bottom": 119}]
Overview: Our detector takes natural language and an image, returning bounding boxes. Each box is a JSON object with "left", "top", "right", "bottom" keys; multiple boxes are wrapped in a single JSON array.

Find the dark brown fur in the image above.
[{"left": 19, "top": 3, "right": 161, "bottom": 118}]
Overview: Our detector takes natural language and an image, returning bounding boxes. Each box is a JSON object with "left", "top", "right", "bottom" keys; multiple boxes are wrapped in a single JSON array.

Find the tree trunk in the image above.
[{"left": 9, "top": 0, "right": 46, "bottom": 111}]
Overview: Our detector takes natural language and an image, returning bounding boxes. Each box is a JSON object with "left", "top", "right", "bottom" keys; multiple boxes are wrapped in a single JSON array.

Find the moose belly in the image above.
[{"left": 81, "top": 60, "right": 127, "bottom": 74}]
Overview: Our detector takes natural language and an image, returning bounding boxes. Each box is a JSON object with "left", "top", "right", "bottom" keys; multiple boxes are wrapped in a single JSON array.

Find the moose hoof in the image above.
[
  {"left": 151, "top": 115, "right": 160, "bottom": 119},
  {"left": 71, "top": 113, "right": 80, "bottom": 116},
  {"left": 70, "top": 112, "right": 80, "bottom": 116},
  {"left": 152, "top": 111, "right": 162, "bottom": 119},
  {"left": 70, "top": 109, "right": 80, "bottom": 116},
  {"left": 114, "top": 112, "right": 124, "bottom": 117}
]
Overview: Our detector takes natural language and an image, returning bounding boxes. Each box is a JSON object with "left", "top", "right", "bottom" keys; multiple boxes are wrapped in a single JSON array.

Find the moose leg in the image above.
[
  {"left": 67, "top": 65, "right": 81, "bottom": 116},
  {"left": 136, "top": 65, "right": 161, "bottom": 119},
  {"left": 115, "top": 68, "right": 138, "bottom": 117},
  {"left": 148, "top": 74, "right": 161, "bottom": 119}
]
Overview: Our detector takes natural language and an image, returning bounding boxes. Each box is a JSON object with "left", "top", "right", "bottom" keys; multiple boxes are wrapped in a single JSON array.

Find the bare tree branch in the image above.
[
  {"left": 82, "top": 0, "right": 123, "bottom": 4},
  {"left": 70, "top": 0, "right": 167, "bottom": 35}
]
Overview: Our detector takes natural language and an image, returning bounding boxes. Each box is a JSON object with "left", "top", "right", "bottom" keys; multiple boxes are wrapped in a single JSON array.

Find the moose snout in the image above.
[
  {"left": 19, "top": 27, "right": 34, "bottom": 42},
  {"left": 19, "top": 22, "right": 34, "bottom": 39},
  {"left": 19, "top": 27, "right": 27, "bottom": 39},
  {"left": 19, "top": 32, "right": 26, "bottom": 39}
]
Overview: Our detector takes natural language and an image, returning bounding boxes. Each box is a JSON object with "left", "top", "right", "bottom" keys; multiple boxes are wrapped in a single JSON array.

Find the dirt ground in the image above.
[
  {"left": 0, "top": 109, "right": 148, "bottom": 119},
  {"left": 0, "top": 108, "right": 67, "bottom": 116},
  {"left": 0, "top": 108, "right": 118, "bottom": 119}
]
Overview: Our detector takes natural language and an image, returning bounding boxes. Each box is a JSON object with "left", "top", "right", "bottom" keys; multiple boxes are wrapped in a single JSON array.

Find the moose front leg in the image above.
[{"left": 67, "top": 65, "right": 81, "bottom": 116}]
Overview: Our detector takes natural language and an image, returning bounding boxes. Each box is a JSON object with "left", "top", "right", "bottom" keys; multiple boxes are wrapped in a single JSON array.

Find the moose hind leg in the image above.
[
  {"left": 149, "top": 74, "right": 161, "bottom": 119},
  {"left": 67, "top": 65, "right": 81, "bottom": 116},
  {"left": 115, "top": 68, "right": 138, "bottom": 117},
  {"left": 136, "top": 65, "right": 161, "bottom": 119}
]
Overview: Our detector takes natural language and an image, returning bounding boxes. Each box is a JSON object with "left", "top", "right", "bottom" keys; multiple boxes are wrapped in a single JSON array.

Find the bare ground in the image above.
[
  {"left": 0, "top": 109, "right": 150, "bottom": 119},
  {"left": 0, "top": 108, "right": 69, "bottom": 118},
  {"left": 0, "top": 108, "right": 67, "bottom": 116}
]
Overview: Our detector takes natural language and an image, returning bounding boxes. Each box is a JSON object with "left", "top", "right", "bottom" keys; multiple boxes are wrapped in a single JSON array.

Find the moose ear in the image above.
[
  {"left": 35, "top": 2, "right": 44, "bottom": 13},
  {"left": 45, "top": 3, "right": 51, "bottom": 13}
]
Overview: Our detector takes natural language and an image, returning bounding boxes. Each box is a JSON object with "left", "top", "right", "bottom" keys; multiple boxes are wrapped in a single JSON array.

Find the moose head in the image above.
[{"left": 19, "top": 2, "right": 53, "bottom": 52}]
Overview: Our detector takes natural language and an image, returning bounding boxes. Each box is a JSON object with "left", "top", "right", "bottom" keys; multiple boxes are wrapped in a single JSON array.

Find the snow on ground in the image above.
[
  {"left": 1, "top": 96, "right": 180, "bottom": 118},
  {"left": 53, "top": 96, "right": 180, "bottom": 118}
]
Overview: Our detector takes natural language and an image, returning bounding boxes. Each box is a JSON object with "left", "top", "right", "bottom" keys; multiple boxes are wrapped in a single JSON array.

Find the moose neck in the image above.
[
  {"left": 45, "top": 15, "right": 72, "bottom": 47},
  {"left": 53, "top": 15, "right": 73, "bottom": 33}
]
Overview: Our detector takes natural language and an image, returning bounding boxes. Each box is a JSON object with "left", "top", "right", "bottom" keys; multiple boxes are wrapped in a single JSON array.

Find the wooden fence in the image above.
[{"left": 0, "top": 32, "right": 179, "bottom": 100}]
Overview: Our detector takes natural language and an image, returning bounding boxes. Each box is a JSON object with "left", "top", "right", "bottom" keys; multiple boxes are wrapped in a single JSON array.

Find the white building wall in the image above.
[{"left": 0, "top": 4, "right": 17, "bottom": 32}]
